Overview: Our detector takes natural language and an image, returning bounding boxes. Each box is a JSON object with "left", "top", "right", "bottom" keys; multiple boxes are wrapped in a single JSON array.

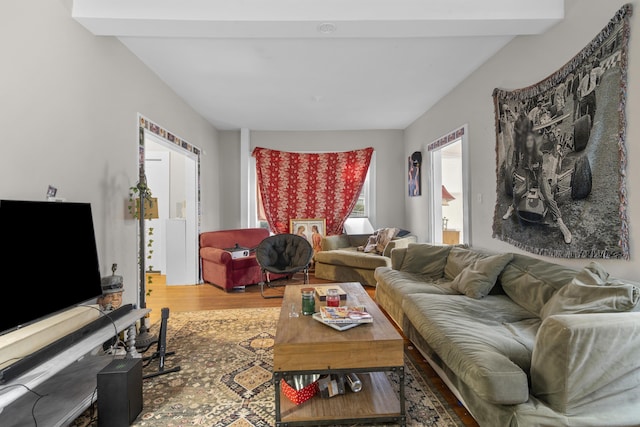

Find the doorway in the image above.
[
  {"left": 427, "top": 126, "right": 470, "bottom": 245},
  {"left": 138, "top": 115, "right": 201, "bottom": 285}
]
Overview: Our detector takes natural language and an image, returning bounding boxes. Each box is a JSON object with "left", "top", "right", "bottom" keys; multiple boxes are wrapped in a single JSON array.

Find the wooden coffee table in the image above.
[{"left": 273, "top": 282, "right": 405, "bottom": 426}]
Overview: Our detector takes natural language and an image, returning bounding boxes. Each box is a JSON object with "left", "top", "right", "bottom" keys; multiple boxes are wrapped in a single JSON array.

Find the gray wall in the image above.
[
  {"left": 0, "top": 0, "right": 221, "bottom": 306},
  {"left": 218, "top": 130, "right": 407, "bottom": 231},
  {"left": 404, "top": 0, "right": 640, "bottom": 280},
  {"left": 218, "top": 130, "right": 243, "bottom": 229}
]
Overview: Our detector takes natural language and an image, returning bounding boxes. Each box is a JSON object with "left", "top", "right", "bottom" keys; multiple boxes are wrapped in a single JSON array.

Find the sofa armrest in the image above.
[
  {"left": 390, "top": 247, "right": 408, "bottom": 270},
  {"left": 531, "top": 312, "right": 640, "bottom": 415},
  {"left": 321, "top": 234, "right": 351, "bottom": 251},
  {"left": 382, "top": 235, "right": 417, "bottom": 257},
  {"left": 199, "top": 247, "right": 232, "bottom": 264}
]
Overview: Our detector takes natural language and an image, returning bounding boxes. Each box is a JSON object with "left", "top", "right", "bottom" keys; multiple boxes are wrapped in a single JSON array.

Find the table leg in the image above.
[
  {"left": 399, "top": 365, "right": 406, "bottom": 426},
  {"left": 126, "top": 323, "right": 142, "bottom": 358},
  {"left": 274, "top": 372, "right": 282, "bottom": 426}
]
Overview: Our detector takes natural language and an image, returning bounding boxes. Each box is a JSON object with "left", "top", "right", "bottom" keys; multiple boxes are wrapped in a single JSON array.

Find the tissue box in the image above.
[{"left": 281, "top": 376, "right": 319, "bottom": 405}]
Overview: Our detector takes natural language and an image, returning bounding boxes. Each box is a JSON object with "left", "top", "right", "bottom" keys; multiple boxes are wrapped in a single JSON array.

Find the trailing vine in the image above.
[{"left": 128, "top": 182, "right": 156, "bottom": 290}]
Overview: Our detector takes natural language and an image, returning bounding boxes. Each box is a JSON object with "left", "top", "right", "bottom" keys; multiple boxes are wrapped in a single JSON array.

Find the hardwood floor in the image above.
[{"left": 145, "top": 274, "right": 479, "bottom": 427}]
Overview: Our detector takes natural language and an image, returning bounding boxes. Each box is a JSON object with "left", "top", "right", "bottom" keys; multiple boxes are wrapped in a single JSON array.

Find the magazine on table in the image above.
[
  {"left": 312, "top": 313, "right": 362, "bottom": 331},
  {"left": 319, "top": 306, "right": 373, "bottom": 324}
]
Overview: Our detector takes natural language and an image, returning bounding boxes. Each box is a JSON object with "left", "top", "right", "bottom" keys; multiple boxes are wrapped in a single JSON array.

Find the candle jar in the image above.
[
  {"left": 301, "top": 288, "right": 316, "bottom": 315},
  {"left": 325, "top": 288, "right": 340, "bottom": 307}
]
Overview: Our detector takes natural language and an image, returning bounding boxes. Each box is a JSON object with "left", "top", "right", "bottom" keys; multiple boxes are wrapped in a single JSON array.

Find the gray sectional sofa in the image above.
[{"left": 375, "top": 243, "right": 640, "bottom": 427}]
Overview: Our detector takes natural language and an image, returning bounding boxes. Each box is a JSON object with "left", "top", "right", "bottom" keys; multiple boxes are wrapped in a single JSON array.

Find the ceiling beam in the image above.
[{"left": 72, "top": 0, "right": 564, "bottom": 38}]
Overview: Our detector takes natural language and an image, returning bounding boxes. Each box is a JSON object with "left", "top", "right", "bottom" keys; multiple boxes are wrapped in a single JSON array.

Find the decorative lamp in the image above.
[{"left": 442, "top": 185, "right": 456, "bottom": 206}]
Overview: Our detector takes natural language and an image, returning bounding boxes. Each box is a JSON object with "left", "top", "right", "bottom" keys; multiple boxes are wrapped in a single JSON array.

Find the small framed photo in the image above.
[
  {"left": 290, "top": 218, "right": 326, "bottom": 249},
  {"left": 47, "top": 185, "right": 58, "bottom": 198}
]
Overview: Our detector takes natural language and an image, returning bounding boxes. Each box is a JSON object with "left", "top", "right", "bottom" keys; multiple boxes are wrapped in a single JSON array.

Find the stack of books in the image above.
[{"left": 319, "top": 306, "right": 373, "bottom": 323}]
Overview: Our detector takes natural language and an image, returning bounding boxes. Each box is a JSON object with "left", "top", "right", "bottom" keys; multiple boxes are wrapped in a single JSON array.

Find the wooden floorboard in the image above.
[{"left": 145, "top": 274, "right": 479, "bottom": 427}]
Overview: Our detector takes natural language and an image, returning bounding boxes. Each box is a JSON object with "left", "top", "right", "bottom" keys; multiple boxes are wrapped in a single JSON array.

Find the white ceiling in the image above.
[{"left": 72, "top": 0, "right": 564, "bottom": 131}]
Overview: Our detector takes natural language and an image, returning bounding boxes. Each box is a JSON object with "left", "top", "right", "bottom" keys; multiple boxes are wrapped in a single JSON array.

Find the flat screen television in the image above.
[{"left": 0, "top": 199, "right": 103, "bottom": 335}]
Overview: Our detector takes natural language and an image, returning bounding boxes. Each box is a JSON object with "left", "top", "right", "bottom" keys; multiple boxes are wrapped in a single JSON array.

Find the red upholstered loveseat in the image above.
[{"left": 200, "top": 228, "right": 272, "bottom": 292}]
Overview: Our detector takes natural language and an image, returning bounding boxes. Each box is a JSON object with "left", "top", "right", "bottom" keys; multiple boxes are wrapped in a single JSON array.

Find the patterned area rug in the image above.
[{"left": 71, "top": 308, "right": 465, "bottom": 427}]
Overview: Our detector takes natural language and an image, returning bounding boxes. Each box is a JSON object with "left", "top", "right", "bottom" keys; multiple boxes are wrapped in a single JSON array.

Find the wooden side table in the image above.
[{"left": 442, "top": 230, "right": 460, "bottom": 245}]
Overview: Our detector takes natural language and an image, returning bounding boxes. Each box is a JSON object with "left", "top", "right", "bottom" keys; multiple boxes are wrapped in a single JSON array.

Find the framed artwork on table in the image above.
[{"left": 290, "top": 218, "right": 326, "bottom": 252}]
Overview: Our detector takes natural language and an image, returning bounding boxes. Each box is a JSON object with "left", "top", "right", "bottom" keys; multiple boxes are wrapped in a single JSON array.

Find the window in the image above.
[
  {"left": 351, "top": 151, "right": 376, "bottom": 222},
  {"left": 349, "top": 167, "right": 370, "bottom": 218}
]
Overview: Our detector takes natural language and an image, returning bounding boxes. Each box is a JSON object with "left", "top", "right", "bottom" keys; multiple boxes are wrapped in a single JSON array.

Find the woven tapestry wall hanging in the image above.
[
  {"left": 492, "top": 4, "right": 631, "bottom": 259},
  {"left": 252, "top": 146, "right": 373, "bottom": 236}
]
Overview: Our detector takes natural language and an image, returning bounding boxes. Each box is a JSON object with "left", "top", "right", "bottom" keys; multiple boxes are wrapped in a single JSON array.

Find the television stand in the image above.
[{"left": 0, "top": 308, "right": 149, "bottom": 426}]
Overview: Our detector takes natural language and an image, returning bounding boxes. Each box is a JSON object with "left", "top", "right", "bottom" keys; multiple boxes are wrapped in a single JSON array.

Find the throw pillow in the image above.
[
  {"left": 396, "top": 228, "right": 411, "bottom": 237},
  {"left": 570, "top": 260, "right": 626, "bottom": 287},
  {"left": 360, "top": 232, "right": 378, "bottom": 253},
  {"left": 540, "top": 266, "right": 640, "bottom": 319},
  {"left": 400, "top": 243, "right": 453, "bottom": 278},
  {"left": 361, "top": 227, "right": 399, "bottom": 254},
  {"left": 444, "top": 247, "right": 487, "bottom": 280},
  {"left": 376, "top": 227, "right": 399, "bottom": 254},
  {"left": 450, "top": 253, "right": 514, "bottom": 299}
]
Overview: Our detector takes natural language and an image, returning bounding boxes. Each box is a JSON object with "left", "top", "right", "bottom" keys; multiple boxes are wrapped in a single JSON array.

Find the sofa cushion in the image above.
[
  {"left": 400, "top": 243, "right": 453, "bottom": 278},
  {"left": 450, "top": 253, "right": 514, "bottom": 299},
  {"left": 444, "top": 247, "right": 489, "bottom": 280},
  {"left": 376, "top": 268, "right": 458, "bottom": 297},
  {"left": 499, "top": 254, "right": 578, "bottom": 316},
  {"left": 374, "top": 266, "right": 458, "bottom": 326},
  {"left": 540, "top": 264, "right": 640, "bottom": 319},
  {"left": 321, "top": 234, "right": 352, "bottom": 251},
  {"left": 314, "top": 248, "right": 391, "bottom": 270},
  {"left": 347, "top": 234, "right": 371, "bottom": 248},
  {"left": 402, "top": 293, "right": 536, "bottom": 405}
]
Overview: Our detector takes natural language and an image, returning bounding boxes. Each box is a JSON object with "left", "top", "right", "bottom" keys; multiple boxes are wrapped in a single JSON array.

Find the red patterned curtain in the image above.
[{"left": 252, "top": 147, "right": 374, "bottom": 236}]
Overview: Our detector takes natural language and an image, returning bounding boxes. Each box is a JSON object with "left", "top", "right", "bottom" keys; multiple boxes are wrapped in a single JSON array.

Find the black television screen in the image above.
[{"left": 0, "top": 199, "right": 103, "bottom": 335}]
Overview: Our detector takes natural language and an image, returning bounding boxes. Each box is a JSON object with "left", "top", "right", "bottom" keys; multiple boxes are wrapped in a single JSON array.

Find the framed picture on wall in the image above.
[
  {"left": 408, "top": 151, "right": 422, "bottom": 197},
  {"left": 290, "top": 218, "right": 326, "bottom": 251}
]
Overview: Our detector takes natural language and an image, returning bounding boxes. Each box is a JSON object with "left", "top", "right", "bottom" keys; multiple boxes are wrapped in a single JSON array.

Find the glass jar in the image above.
[
  {"left": 301, "top": 288, "right": 316, "bottom": 315},
  {"left": 325, "top": 288, "right": 340, "bottom": 307}
]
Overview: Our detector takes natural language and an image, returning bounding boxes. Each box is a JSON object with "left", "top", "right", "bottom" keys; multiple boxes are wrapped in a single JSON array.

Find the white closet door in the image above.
[{"left": 145, "top": 151, "right": 170, "bottom": 274}]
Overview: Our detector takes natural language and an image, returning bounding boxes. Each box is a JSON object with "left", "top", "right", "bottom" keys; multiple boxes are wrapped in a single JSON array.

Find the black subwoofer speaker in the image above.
[{"left": 97, "top": 358, "right": 143, "bottom": 427}]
